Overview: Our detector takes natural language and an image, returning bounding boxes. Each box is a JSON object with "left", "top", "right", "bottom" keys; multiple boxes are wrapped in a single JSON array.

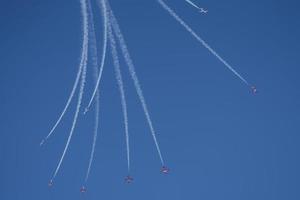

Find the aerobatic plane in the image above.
[
  {"left": 161, "top": 166, "right": 170, "bottom": 174},
  {"left": 48, "top": 180, "right": 53, "bottom": 187},
  {"left": 199, "top": 7, "right": 208, "bottom": 14},
  {"left": 185, "top": 0, "right": 208, "bottom": 14},
  {"left": 125, "top": 175, "right": 134, "bottom": 183},
  {"left": 80, "top": 186, "right": 87, "bottom": 193},
  {"left": 251, "top": 86, "right": 258, "bottom": 94}
]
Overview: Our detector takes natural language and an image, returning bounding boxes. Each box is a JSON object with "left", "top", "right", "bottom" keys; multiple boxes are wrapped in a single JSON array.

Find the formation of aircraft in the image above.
[
  {"left": 43, "top": 0, "right": 261, "bottom": 196},
  {"left": 48, "top": 168, "right": 172, "bottom": 190}
]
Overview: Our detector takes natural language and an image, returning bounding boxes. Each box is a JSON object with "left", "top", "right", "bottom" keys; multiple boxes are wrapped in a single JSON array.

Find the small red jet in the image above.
[
  {"left": 124, "top": 175, "right": 134, "bottom": 183},
  {"left": 161, "top": 166, "right": 170, "bottom": 174},
  {"left": 80, "top": 186, "right": 87, "bottom": 193},
  {"left": 48, "top": 180, "right": 53, "bottom": 187},
  {"left": 251, "top": 86, "right": 258, "bottom": 94}
]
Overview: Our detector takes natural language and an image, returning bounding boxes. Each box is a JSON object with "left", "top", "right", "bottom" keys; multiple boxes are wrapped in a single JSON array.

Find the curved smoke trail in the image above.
[
  {"left": 84, "top": 0, "right": 108, "bottom": 112},
  {"left": 51, "top": 0, "right": 89, "bottom": 180},
  {"left": 108, "top": 20, "right": 131, "bottom": 172},
  {"left": 84, "top": 0, "right": 101, "bottom": 183},
  {"left": 40, "top": 13, "right": 87, "bottom": 146},
  {"left": 157, "top": 0, "right": 250, "bottom": 86},
  {"left": 107, "top": 4, "right": 165, "bottom": 166}
]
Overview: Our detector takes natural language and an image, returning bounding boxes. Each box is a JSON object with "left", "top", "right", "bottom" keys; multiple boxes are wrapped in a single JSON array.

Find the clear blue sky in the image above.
[{"left": 1, "top": 0, "right": 300, "bottom": 199}]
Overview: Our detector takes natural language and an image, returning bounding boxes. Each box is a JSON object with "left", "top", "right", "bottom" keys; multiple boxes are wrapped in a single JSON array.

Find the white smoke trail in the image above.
[
  {"left": 157, "top": 0, "right": 250, "bottom": 86},
  {"left": 51, "top": 0, "right": 89, "bottom": 180},
  {"left": 108, "top": 19, "right": 130, "bottom": 172},
  {"left": 84, "top": 0, "right": 101, "bottom": 183},
  {"left": 40, "top": 28, "right": 85, "bottom": 146},
  {"left": 84, "top": 0, "right": 108, "bottom": 113},
  {"left": 107, "top": 5, "right": 165, "bottom": 166},
  {"left": 185, "top": 0, "right": 201, "bottom": 9}
]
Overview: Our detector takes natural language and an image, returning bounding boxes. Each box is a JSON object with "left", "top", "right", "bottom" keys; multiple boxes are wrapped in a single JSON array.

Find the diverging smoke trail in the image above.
[
  {"left": 52, "top": 0, "right": 89, "bottom": 180},
  {"left": 85, "top": 0, "right": 108, "bottom": 112},
  {"left": 84, "top": 0, "right": 101, "bottom": 183},
  {"left": 107, "top": 5, "right": 165, "bottom": 166},
  {"left": 108, "top": 19, "right": 130, "bottom": 172},
  {"left": 157, "top": 0, "right": 250, "bottom": 86}
]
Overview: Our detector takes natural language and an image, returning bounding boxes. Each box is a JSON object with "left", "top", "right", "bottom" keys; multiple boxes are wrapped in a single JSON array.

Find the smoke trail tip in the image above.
[
  {"left": 83, "top": 107, "right": 89, "bottom": 115},
  {"left": 48, "top": 179, "right": 54, "bottom": 187},
  {"left": 40, "top": 139, "right": 45, "bottom": 146}
]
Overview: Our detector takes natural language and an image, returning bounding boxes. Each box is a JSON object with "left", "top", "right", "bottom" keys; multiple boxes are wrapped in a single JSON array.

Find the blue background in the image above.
[{"left": 1, "top": 0, "right": 300, "bottom": 199}]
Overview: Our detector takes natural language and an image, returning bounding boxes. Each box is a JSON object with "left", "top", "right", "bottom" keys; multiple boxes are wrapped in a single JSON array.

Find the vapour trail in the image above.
[
  {"left": 51, "top": 0, "right": 89, "bottom": 180},
  {"left": 84, "top": 0, "right": 101, "bottom": 183},
  {"left": 185, "top": 0, "right": 201, "bottom": 9},
  {"left": 108, "top": 19, "right": 131, "bottom": 172},
  {"left": 84, "top": 0, "right": 108, "bottom": 113},
  {"left": 157, "top": 0, "right": 250, "bottom": 86},
  {"left": 40, "top": 17, "right": 86, "bottom": 146},
  {"left": 107, "top": 4, "right": 165, "bottom": 166}
]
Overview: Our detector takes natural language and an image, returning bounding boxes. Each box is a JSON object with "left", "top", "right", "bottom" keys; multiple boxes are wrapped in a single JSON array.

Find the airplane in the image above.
[
  {"left": 125, "top": 175, "right": 134, "bottom": 183},
  {"left": 199, "top": 8, "right": 208, "bottom": 14},
  {"left": 251, "top": 86, "right": 258, "bottom": 94},
  {"left": 161, "top": 166, "right": 170, "bottom": 174},
  {"left": 185, "top": 0, "right": 208, "bottom": 14},
  {"left": 48, "top": 180, "right": 53, "bottom": 187},
  {"left": 80, "top": 186, "right": 87, "bottom": 193}
]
